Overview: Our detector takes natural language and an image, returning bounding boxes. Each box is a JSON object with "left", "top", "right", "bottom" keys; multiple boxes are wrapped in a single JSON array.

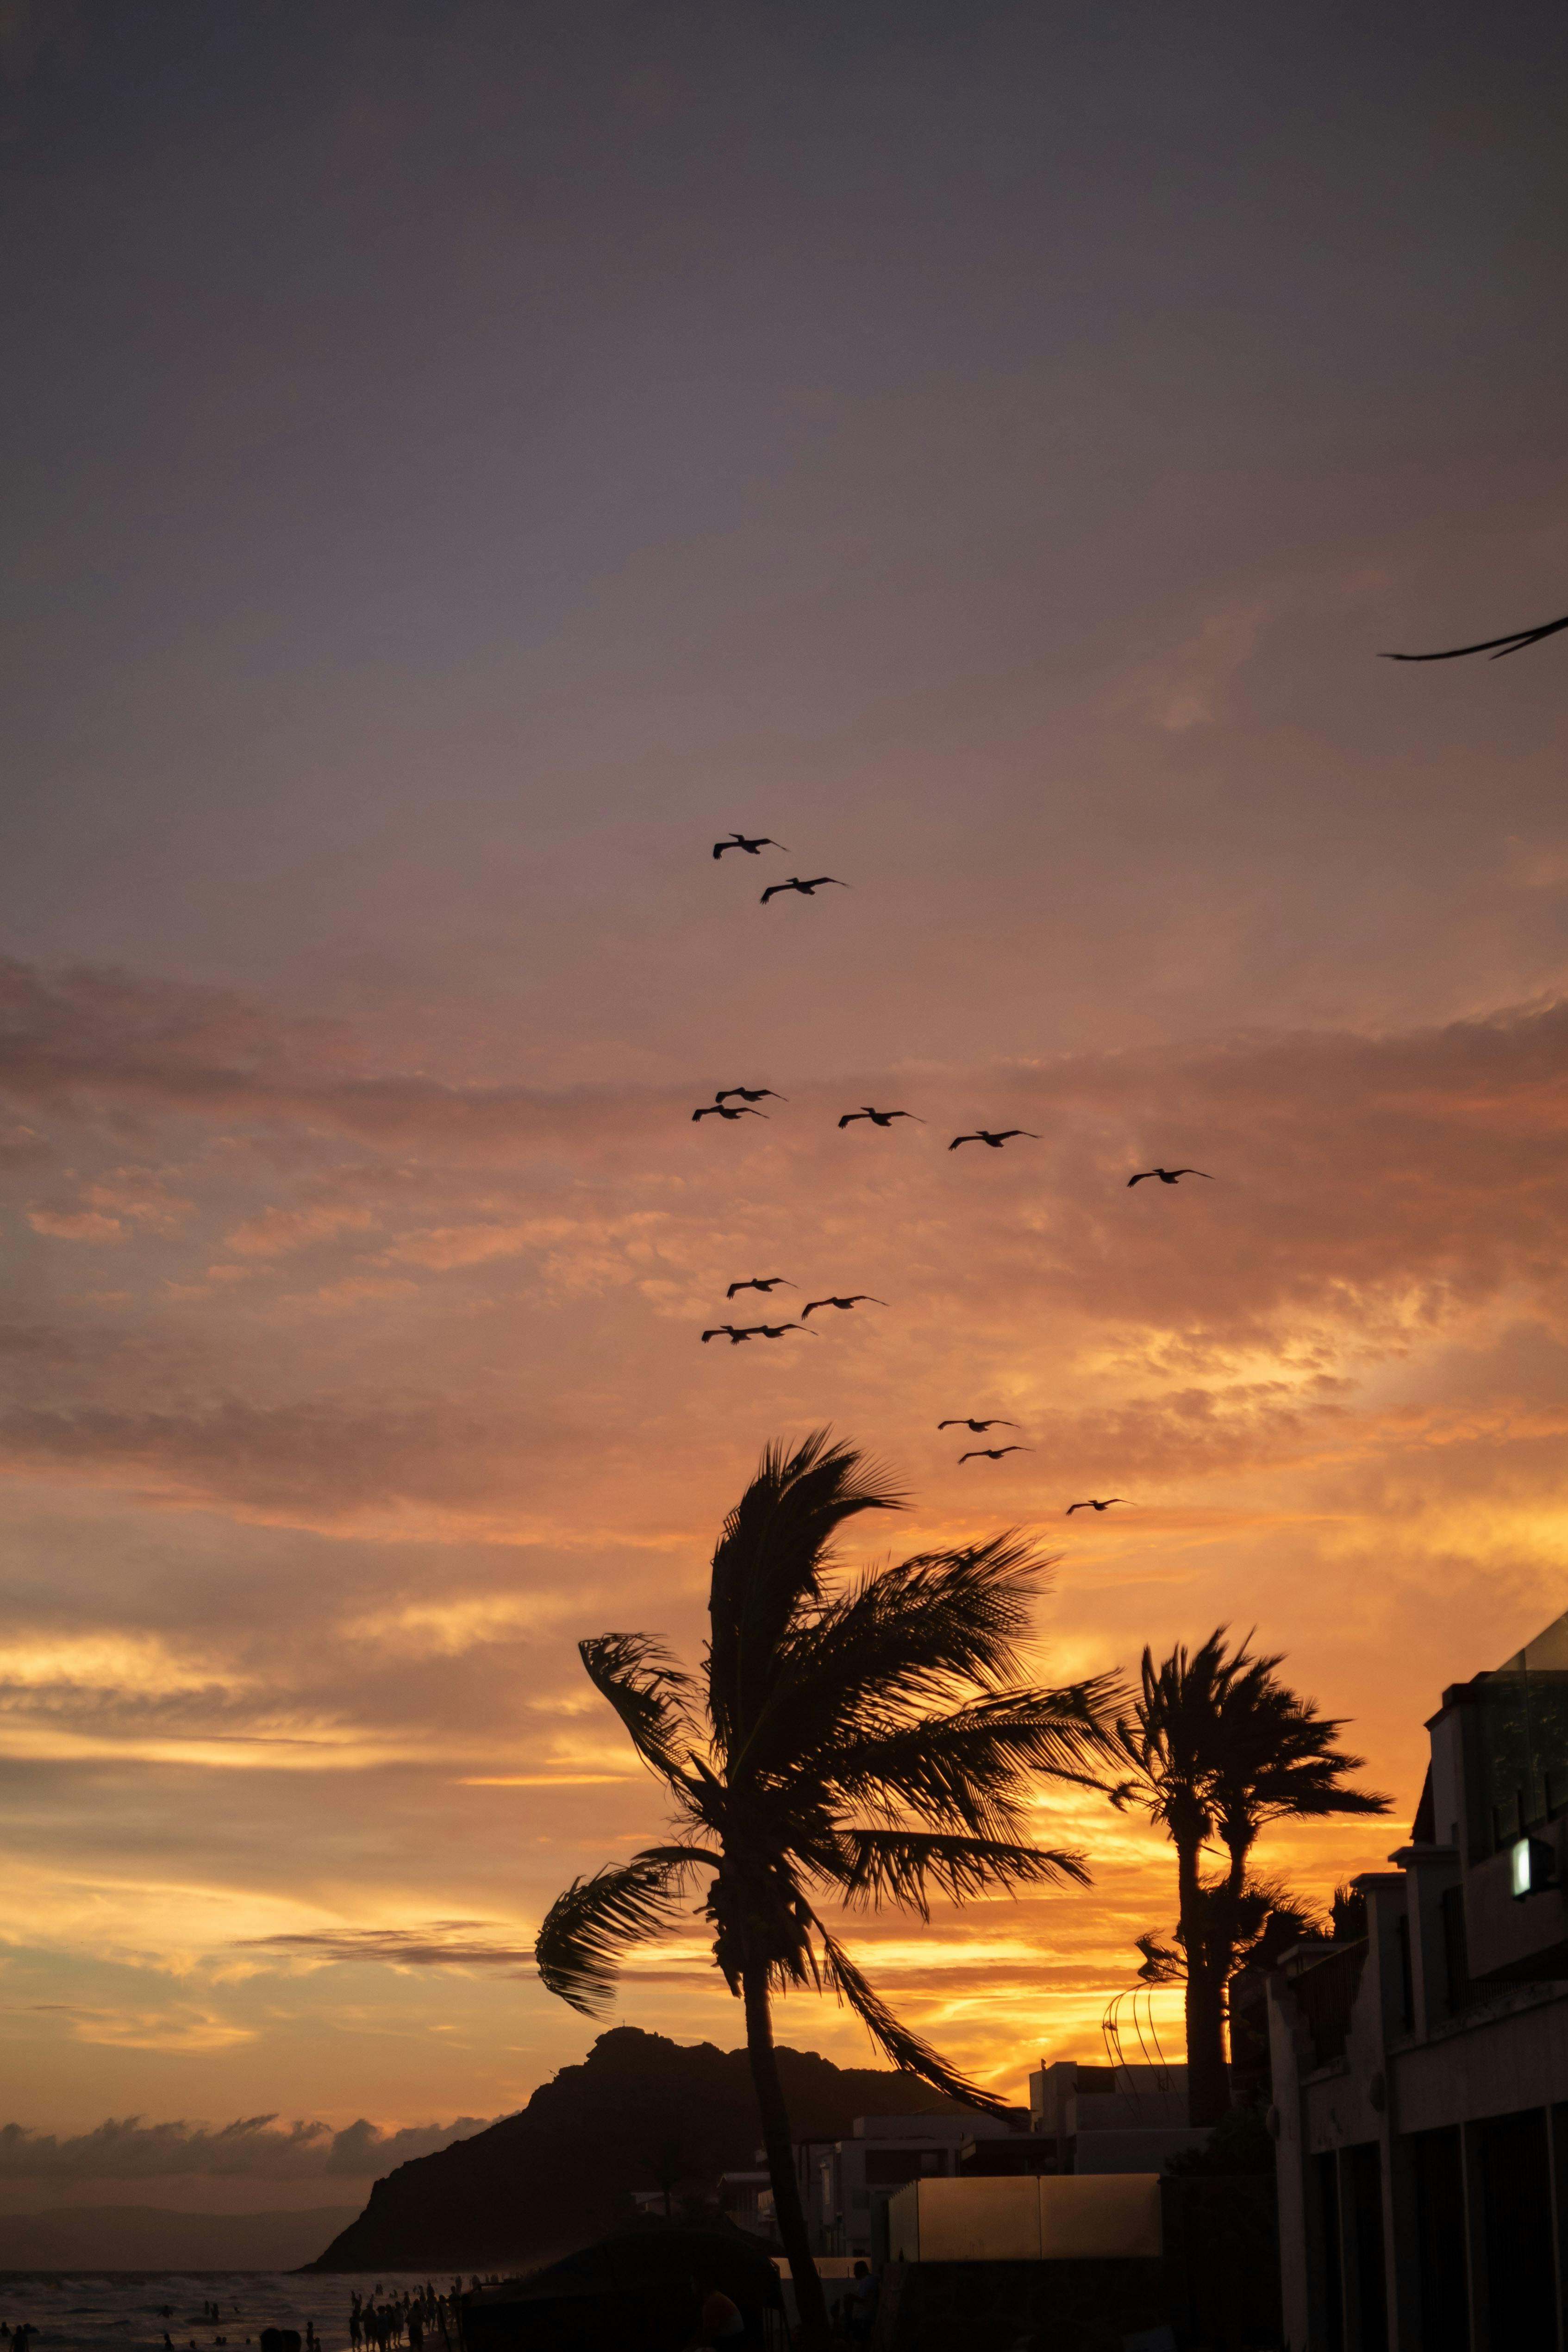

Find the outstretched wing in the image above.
[
  {"left": 1127, "top": 1171, "right": 1150, "bottom": 1186},
  {"left": 535, "top": 1847, "right": 717, "bottom": 2015},
  {"left": 1382, "top": 612, "right": 1568, "bottom": 661},
  {"left": 949, "top": 1135, "right": 973, "bottom": 1150},
  {"left": 1172, "top": 1169, "right": 1213, "bottom": 1179}
]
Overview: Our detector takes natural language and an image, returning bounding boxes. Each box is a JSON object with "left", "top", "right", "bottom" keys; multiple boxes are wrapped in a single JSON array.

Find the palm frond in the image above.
[
  {"left": 579, "top": 1633, "right": 701, "bottom": 1782},
  {"left": 742, "top": 1538, "right": 1059, "bottom": 1771},
  {"left": 821, "top": 1681, "right": 1124, "bottom": 1838},
  {"left": 707, "top": 1428, "right": 904, "bottom": 1761},
  {"left": 832, "top": 1829, "right": 1090, "bottom": 1917},
  {"left": 815, "top": 1925, "right": 1005, "bottom": 2113},
  {"left": 534, "top": 1845, "right": 717, "bottom": 2016}
]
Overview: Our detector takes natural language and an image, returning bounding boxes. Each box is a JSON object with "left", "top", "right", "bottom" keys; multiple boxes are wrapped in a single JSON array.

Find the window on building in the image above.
[
  {"left": 1479, "top": 2108, "right": 1555, "bottom": 2348},
  {"left": 1411, "top": 2126, "right": 1469, "bottom": 2352},
  {"left": 1314, "top": 2151, "right": 1344, "bottom": 2352},
  {"left": 1470, "top": 1614, "right": 1568, "bottom": 1856},
  {"left": 1440, "top": 1884, "right": 1471, "bottom": 2014},
  {"left": 1347, "top": 2143, "right": 1387, "bottom": 2352}
]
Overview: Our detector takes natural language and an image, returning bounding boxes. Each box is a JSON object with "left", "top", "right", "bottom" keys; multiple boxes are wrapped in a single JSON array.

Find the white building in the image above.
[
  {"left": 801, "top": 2111, "right": 1017, "bottom": 2260},
  {"left": 1029, "top": 2060, "right": 1207, "bottom": 2173}
]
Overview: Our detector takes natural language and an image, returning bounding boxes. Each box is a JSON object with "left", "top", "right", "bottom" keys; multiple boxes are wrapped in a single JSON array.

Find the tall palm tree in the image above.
[
  {"left": 1111, "top": 1627, "right": 1388, "bottom": 2125},
  {"left": 534, "top": 1430, "right": 1119, "bottom": 2342}
]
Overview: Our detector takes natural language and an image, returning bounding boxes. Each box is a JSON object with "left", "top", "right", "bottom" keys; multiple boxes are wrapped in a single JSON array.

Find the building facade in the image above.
[
  {"left": 1028, "top": 2060, "right": 1207, "bottom": 2174},
  {"left": 800, "top": 2112, "right": 1017, "bottom": 2260},
  {"left": 1269, "top": 1605, "right": 1568, "bottom": 2349}
]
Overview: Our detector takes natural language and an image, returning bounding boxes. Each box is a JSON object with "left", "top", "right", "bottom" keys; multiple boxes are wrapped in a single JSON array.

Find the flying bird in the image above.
[
  {"left": 716, "top": 1086, "right": 787, "bottom": 1104},
  {"left": 700, "top": 1325, "right": 756, "bottom": 1345},
  {"left": 800, "top": 1295, "right": 886, "bottom": 1318},
  {"left": 959, "top": 1445, "right": 1033, "bottom": 1463},
  {"left": 760, "top": 876, "right": 848, "bottom": 903},
  {"left": 713, "top": 832, "right": 787, "bottom": 857},
  {"left": 949, "top": 1129, "right": 1039, "bottom": 1151},
  {"left": 938, "top": 1418, "right": 1018, "bottom": 1433},
  {"left": 725, "top": 1276, "right": 795, "bottom": 1299},
  {"left": 756, "top": 1321, "right": 814, "bottom": 1339},
  {"left": 1066, "top": 1498, "right": 1125, "bottom": 1514},
  {"left": 692, "top": 1103, "right": 768, "bottom": 1123},
  {"left": 1381, "top": 612, "right": 1568, "bottom": 662},
  {"left": 838, "top": 1106, "right": 925, "bottom": 1128},
  {"left": 1127, "top": 1167, "right": 1211, "bottom": 1187}
]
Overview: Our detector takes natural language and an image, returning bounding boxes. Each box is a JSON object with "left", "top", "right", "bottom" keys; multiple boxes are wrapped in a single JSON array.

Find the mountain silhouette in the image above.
[{"left": 305, "top": 2026, "right": 993, "bottom": 2271}]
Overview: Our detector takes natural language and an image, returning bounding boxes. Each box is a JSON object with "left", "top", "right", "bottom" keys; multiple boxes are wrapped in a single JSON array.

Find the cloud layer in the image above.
[{"left": 0, "top": 2113, "right": 499, "bottom": 2182}]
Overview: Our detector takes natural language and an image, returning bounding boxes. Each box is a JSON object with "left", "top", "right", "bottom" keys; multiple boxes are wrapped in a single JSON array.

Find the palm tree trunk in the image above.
[
  {"left": 742, "top": 1958, "right": 830, "bottom": 2346},
  {"left": 1176, "top": 1837, "right": 1231, "bottom": 2127}
]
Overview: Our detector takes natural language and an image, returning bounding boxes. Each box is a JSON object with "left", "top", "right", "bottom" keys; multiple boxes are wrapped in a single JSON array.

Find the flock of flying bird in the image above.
[
  {"left": 694, "top": 830, "right": 1215, "bottom": 1513},
  {"left": 691, "top": 603, "right": 1564, "bottom": 1502}
]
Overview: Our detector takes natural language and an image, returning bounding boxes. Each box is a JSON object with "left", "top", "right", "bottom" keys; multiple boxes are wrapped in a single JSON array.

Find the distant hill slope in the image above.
[
  {"left": 0, "top": 2204, "right": 360, "bottom": 2272},
  {"left": 306, "top": 2026, "right": 991, "bottom": 2272}
]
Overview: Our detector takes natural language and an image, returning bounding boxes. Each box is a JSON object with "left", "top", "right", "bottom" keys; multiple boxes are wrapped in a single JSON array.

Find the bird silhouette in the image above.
[
  {"left": 760, "top": 876, "right": 848, "bottom": 903},
  {"left": 701, "top": 1325, "right": 756, "bottom": 1345},
  {"left": 949, "top": 1129, "right": 1039, "bottom": 1151},
  {"left": 692, "top": 1103, "right": 768, "bottom": 1123},
  {"left": 959, "top": 1445, "right": 1032, "bottom": 1463},
  {"left": 756, "top": 1321, "right": 814, "bottom": 1339},
  {"left": 800, "top": 1294, "right": 886, "bottom": 1318},
  {"left": 713, "top": 832, "right": 787, "bottom": 857},
  {"left": 1127, "top": 1167, "right": 1211, "bottom": 1187},
  {"left": 838, "top": 1106, "right": 925, "bottom": 1128},
  {"left": 716, "top": 1086, "right": 787, "bottom": 1104},
  {"left": 725, "top": 1276, "right": 794, "bottom": 1299},
  {"left": 1066, "top": 1498, "right": 1125, "bottom": 1514},
  {"left": 1381, "top": 612, "right": 1568, "bottom": 662},
  {"left": 938, "top": 1418, "right": 1018, "bottom": 1433}
]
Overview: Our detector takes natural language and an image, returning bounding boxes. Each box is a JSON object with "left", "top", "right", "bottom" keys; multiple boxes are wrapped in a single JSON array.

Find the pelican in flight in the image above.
[
  {"left": 700, "top": 1325, "right": 756, "bottom": 1345},
  {"left": 949, "top": 1129, "right": 1039, "bottom": 1151},
  {"left": 938, "top": 1418, "right": 1018, "bottom": 1433},
  {"left": 713, "top": 832, "right": 787, "bottom": 857},
  {"left": 716, "top": 1086, "right": 786, "bottom": 1105},
  {"left": 1127, "top": 1167, "right": 1211, "bottom": 1187},
  {"left": 1381, "top": 611, "right": 1568, "bottom": 662},
  {"left": 1066, "top": 1497, "right": 1125, "bottom": 1514},
  {"left": 692, "top": 1103, "right": 768, "bottom": 1123},
  {"left": 960, "top": 1445, "right": 1032, "bottom": 1463},
  {"left": 725, "top": 1276, "right": 794, "bottom": 1299},
  {"left": 839, "top": 1107, "right": 924, "bottom": 1129},
  {"left": 760, "top": 876, "right": 848, "bottom": 903},
  {"left": 801, "top": 1294, "right": 885, "bottom": 1318}
]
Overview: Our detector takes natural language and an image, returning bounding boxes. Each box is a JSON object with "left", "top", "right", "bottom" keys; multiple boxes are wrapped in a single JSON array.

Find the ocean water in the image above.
[{"left": 0, "top": 2276, "right": 478, "bottom": 2352}]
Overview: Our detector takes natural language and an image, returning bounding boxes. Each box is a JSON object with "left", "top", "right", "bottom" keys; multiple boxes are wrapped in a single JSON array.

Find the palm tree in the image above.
[
  {"left": 1111, "top": 1627, "right": 1389, "bottom": 2125},
  {"left": 534, "top": 1430, "right": 1119, "bottom": 2342}
]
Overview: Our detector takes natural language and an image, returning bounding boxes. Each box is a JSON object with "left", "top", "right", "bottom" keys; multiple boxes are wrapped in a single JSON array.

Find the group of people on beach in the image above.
[{"left": 348, "top": 2280, "right": 479, "bottom": 2352}]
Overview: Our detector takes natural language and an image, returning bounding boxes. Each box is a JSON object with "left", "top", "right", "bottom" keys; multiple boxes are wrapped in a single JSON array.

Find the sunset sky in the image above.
[{"left": 4, "top": 0, "right": 1568, "bottom": 2228}]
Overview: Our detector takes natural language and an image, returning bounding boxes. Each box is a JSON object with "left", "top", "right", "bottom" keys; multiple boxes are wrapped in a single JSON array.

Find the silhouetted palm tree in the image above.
[
  {"left": 535, "top": 1429, "right": 1119, "bottom": 2341},
  {"left": 1111, "top": 1627, "right": 1388, "bottom": 2125}
]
